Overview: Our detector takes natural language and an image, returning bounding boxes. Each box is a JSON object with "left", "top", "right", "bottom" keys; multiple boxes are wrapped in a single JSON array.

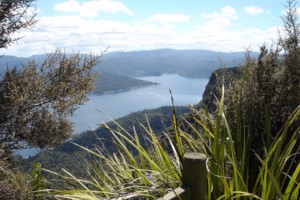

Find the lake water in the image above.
[
  {"left": 71, "top": 74, "right": 209, "bottom": 133},
  {"left": 17, "top": 74, "right": 209, "bottom": 157}
]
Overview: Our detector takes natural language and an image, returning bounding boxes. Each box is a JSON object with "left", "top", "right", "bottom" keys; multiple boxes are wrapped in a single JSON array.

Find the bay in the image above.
[{"left": 71, "top": 74, "right": 209, "bottom": 133}]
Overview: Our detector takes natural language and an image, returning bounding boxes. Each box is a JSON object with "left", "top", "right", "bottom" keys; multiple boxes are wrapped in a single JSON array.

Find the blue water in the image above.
[
  {"left": 71, "top": 74, "right": 209, "bottom": 133},
  {"left": 17, "top": 74, "right": 209, "bottom": 157}
]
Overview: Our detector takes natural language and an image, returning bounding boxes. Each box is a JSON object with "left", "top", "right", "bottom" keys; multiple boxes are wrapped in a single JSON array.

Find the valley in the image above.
[{"left": 3, "top": 49, "right": 248, "bottom": 158}]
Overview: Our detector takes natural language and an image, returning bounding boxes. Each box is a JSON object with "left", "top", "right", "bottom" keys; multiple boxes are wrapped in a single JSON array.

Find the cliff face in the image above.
[{"left": 197, "top": 67, "right": 243, "bottom": 113}]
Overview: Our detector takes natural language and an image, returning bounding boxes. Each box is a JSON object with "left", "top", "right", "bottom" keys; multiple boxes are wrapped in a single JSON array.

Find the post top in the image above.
[{"left": 183, "top": 152, "right": 207, "bottom": 160}]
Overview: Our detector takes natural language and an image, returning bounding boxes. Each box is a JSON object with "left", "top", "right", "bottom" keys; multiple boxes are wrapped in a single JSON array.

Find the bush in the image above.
[{"left": 0, "top": 160, "right": 33, "bottom": 200}]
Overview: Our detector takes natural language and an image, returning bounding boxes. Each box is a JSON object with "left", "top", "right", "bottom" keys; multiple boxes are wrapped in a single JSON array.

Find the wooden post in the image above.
[
  {"left": 182, "top": 152, "right": 207, "bottom": 200},
  {"left": 161, "top": 187, "right": 190, "bottom": 200}
]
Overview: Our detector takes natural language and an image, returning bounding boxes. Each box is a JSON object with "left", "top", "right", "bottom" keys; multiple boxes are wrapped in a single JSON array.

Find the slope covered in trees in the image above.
[{"left": 23, "top": 105, "right": 191, "bottom": 177}]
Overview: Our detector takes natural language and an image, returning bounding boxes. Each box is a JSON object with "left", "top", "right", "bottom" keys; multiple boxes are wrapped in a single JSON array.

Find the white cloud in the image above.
[
  {"left": 202, "top": 6, "right": 238, "bottom": 20},
  {"left": 202, "top": 6, "right": 238, "bottom": 28},
  {"left": 150, "top": 13, "right": 190, "bottom": 28},
  {"left": 244, "top": 6, "right": 265, "bottom": 15},
  {"left": 0, "top": 6, "right": 280, "bottom": 57},
  {"left": 281, "top": 7, "right": 300, "bottom": 17},
  {"left": 54, "top": 0, "right": 133, "bottom": 18},
  {"left": 150, "top": 13, "right": 190, "bottom": 23}
]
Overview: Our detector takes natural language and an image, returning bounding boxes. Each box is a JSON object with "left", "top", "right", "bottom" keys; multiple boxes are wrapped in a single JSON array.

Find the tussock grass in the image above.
[
  {"left": 41, "top": 114, "right": 183, "bottom": 199},
  {"left": 181, "top": 86, "right": 300, "bottom": 200}
]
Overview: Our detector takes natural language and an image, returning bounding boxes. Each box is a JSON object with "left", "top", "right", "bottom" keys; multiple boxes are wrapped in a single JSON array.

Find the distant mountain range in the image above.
[
  {"left": 0, "top": 49, "right": 258, "bottom": 94},
  {"left": 1, "top": 49, "right": 258, "bottom": 77},
  {"left": 97, "top": 49, "right": 257, "bottom": 78}
]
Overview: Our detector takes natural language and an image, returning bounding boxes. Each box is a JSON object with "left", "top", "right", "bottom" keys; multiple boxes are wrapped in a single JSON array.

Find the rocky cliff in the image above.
[{"left": 197, "top": 67, "right": 244, "bottom": 113}]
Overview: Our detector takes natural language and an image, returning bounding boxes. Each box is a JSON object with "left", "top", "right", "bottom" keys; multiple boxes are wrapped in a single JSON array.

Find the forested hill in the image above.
[
  {"left": 196, "top": 66, "right": 244, "bottom": 112},
  {"left": 94, "top": 72, "right": 157, "bottom": 94},
  {"left": 23, "top": 106, "right": 191, "bottom": 176}
]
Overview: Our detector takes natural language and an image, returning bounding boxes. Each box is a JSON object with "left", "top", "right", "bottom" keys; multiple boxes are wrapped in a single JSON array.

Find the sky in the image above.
[{"left": 0, "top": 0, "right": 293, "bottom": 57}]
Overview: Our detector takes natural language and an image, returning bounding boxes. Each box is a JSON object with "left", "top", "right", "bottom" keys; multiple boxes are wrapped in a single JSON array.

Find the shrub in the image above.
[{"left": 0, "top": 160, "right": 33, "bottom": 200}]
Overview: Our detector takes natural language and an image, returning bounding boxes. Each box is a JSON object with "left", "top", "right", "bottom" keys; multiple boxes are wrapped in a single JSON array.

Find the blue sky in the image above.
[{"left": 1, "top": 0, "right": 292, "bottom": 57}]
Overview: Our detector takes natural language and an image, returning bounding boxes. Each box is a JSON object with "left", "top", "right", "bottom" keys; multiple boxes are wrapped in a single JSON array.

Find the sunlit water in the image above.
[{"left": 71, "top": 74, "right": 209, "bottom": 133}]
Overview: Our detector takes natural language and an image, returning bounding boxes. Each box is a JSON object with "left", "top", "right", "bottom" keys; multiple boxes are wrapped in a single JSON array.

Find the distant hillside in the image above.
[
  {"left": 1, "top": 49, "right": 257, "bottom": 79},
  {"left": 0, "top": 56, "right": 156, "bottom": 95},
  {"left": 94, "top": 72, "right": 157, "bottom": 94},
  {"left": 0, "top": 55, "right": 28, "bottom": 72},
  {"left": 97, "top": 49, "right": 257, "bottom": 78},
  {"left": 58, "top": 105, "right": 190, "bottom": 153}
]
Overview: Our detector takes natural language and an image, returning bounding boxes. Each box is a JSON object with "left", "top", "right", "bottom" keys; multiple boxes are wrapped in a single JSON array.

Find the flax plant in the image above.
[
  {"left": 41, "top": 114, "right": 183, "bottom": 199},
  {"left": 180, "top": 85, "right": 299, "bottom": 200}
]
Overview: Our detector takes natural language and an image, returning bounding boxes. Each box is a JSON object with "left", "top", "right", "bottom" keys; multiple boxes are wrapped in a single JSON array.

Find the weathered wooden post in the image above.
[{"left": 182, "top": 152, "right": 208, "bottom": 200}]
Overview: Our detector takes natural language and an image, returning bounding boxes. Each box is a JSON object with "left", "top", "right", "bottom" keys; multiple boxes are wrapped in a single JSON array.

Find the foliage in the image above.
[
  {"left": 24, "top": 150, "right": 89, "bottom": 181},
  {"left": 0, "top": 49, "right": 100, "bottom": 159},
  {"left": 0, "top": 159, "right": 34, "bottom": 200},
  {"left": 56, "top": 105, "right": 190, "bottom": 154},
  {"left": 189, "top": 1, "right": 300, "bottom": 198},
  {"left": 0, "top": 0, "right": 37, "bottom": 49},
  {"left": 31, "top": 163, "right": 46, "bottom": 199},
  {"left": 23, "top": 106, "right": 190, "bottom": 180},
  {"left": 41, "top": 114, "right": 183, "bottom": 199},
  {"left": 184, "top": 86, "right": 300, "bottom": 200},
  {"left": 280, "top": 0, "right": 300, "bottom": 120},
  {"left": 224, "top": 0, "right": 300, "bottom": 192}
]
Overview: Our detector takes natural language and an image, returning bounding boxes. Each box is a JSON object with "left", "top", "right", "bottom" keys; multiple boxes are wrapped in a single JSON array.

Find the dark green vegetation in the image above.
[
  {"left": 23, "top": 106, "right": 191, "bottom": 176},
  {"left": 197, "top": 66, "right": 244, "bottom": 112},
  {"left": 94, "top": 71, "right": 157, "bottom": 94}
]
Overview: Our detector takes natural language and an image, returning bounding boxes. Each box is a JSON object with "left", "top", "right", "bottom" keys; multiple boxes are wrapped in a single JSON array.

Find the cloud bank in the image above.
[{"left": 0, "top": 2, "right": 280, "bottom": 57}]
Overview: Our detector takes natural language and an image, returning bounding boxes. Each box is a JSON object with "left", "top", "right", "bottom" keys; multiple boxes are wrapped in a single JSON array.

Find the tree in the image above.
[
  {"left": 0, "top": 50, "right": 100, "bottom": 159},
  {"left": 0, "top": 0, "right": 37, "bottom": 49},
  {"left": 279, "top": 0, "right": 300, "bottom": 122},
  {"left": 226, "top": 0, "right": 300, "bottom": 190},
  {"left": 0, "top": 0, "right": 101, "bottom": 160}
]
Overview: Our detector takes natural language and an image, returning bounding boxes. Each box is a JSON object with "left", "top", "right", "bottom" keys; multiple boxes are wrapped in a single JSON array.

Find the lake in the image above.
[
  {"left": 17, "top": 74, "right": 209, "bottom": 157},
  {"left": 71, "top": 74, "right": 209, "bottom": 133}
]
